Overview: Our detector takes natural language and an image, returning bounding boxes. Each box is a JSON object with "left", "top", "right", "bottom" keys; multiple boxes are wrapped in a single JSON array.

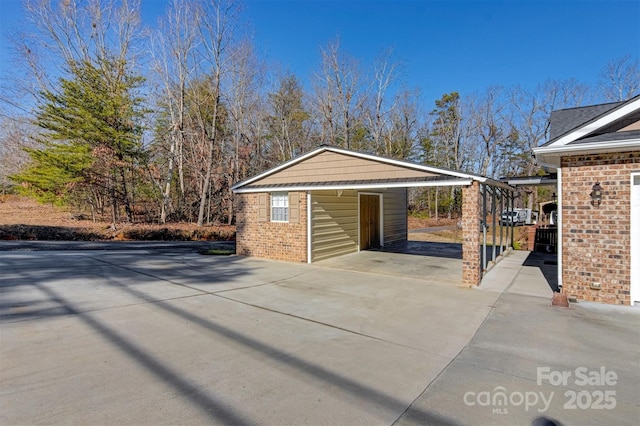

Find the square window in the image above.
[{"left": 271, "top": 192, "right": 289, "bottom": 222}]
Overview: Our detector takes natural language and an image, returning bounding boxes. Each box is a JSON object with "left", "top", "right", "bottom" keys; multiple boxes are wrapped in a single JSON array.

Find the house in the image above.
[
  {"left": 231, "top": 146, "right": 514, "bottom": 288},
  {"left": 533, "top": 95, "right": 640, "bottom": 306}
]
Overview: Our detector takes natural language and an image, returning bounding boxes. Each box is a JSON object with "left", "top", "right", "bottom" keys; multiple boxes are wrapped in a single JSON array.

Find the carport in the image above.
[{"left": 232, "top": 146, "right": 515, "bottom": 287}]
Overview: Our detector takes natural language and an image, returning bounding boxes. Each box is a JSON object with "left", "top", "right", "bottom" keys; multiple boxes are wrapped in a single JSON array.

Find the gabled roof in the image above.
[
  {"left": 547, "top": 101, "right": 624, "bottom": 142},
  {"left": 534, "top": 95, "right": 640, "bottom": 168},
  {"left": 232, "top": 146, "right": 511, "bottom": 193}
]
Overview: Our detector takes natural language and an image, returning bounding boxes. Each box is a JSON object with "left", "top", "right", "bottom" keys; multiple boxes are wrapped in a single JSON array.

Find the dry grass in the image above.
[
  {"left": 407, "top": 215, "right": 458, "bottom": 229},
  {"left": 0, "top": 195, "right": 235, "bottom": 241}
]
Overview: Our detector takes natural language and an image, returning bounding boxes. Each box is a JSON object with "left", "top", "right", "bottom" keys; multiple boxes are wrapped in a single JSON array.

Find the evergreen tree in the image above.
[{"left": 11, "top": 58, "right": 147, "bottom": 222}]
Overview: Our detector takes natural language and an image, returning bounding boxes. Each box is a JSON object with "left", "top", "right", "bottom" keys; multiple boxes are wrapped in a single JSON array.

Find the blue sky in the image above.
[{"left": 1, "top": 0, "right": 639, "bottom": 104}]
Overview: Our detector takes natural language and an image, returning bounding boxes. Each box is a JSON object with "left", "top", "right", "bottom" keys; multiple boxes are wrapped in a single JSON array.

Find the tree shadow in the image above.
[
  {"left": 379, "top": 240, "right": 463, "bottom": 259},
  {"left": 1, "top": 250, "right": 459, "bottom": 425},
  {"left": 0, "top": 224, "right": 103, "bottom": 241},
  {"left": 523, "top": 251, "right": 559, "bottom": 292}
]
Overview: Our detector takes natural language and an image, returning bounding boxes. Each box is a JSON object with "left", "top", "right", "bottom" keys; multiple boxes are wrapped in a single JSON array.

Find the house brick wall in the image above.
[
  {"left": 236, "top": 192, "right": 307, "bottom": 262},
  {"left": 561, "top": 151, "right": 639, "bottom": 305},
  {"left": 462, "top": 181, "right": 482, "bottom": 286}
]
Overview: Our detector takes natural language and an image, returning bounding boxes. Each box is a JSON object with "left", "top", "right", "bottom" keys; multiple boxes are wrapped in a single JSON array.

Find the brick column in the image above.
[{"left": 462, "top": 181, "right": 481, "bottom": 286}]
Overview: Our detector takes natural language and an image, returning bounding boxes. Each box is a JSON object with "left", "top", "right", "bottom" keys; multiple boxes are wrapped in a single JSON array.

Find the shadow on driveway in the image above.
[
  {"left": 522, "top": 251, "right": 559, "bottom": 292},
  {"left": 1, "top": 248, "right": 457, "bottom": 425}
]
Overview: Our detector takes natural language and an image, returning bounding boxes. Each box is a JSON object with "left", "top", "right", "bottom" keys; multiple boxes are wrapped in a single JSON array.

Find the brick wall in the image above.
[
  {"left": 462, "top": 181, "right": 482, "bottom": 286},
  {"left": 236, "top": 192, "right": 307, "bottom": 262},
  {"left": 561, "top": 151, "right": 639, "bottom": 305}
]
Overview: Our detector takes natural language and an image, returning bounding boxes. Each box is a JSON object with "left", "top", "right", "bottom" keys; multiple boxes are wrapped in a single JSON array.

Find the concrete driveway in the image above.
[{"left": 1, "top": 245, "right": 639, "bottom": 425}]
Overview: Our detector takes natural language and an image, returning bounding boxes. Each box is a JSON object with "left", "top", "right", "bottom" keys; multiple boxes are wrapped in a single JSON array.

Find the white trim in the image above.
[
  {"left": 231, "top": 146, "right": 487, "bottom": 191},
  {"left": 270, "top": 192, "right": 289, "bottom": 223},
  {"left": 307, "top": 191, "right": 312, "bottom": 264},
  {"left": 630, "top": 172, "right": 640, "bottom": 306},
  {"left": 557, "top": 167, "right": 563, "bottom": 290},
  {"left": 380, "top": 194, "right": 384, "bottom": 247},
  {"left": 548, "top": 97, "right": 640, "bottom": 147},
  {"left": 533, "top": 140, "right": 640, "bottom": 169},
  {"left": 358, "top": 192, "right": 384, "bottom": 249},
  {"left": 234, "top": 179, "right": 474, "bottom": 193},
  {"left": 357, "top": 194, "right": 360, "bottom": 252},
  {"left": 534, "top": 139, "right": 640, "bottom": 156}
]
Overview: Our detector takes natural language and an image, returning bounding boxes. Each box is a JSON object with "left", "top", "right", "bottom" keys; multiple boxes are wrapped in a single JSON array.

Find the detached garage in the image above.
[{"left": 231, "top": 146, "right": 513, "bottom": 287}]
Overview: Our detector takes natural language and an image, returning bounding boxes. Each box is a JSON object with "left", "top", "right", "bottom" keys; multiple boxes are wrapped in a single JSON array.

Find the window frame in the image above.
[{"left": 270, "top": 192, "right": 289, "bottom": 223}]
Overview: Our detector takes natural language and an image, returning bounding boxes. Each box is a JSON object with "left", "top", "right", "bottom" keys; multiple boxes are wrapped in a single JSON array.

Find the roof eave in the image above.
[
  {"left": 543, "top": 96, "right": 640, "bottom": 148},
  {"left": 231, "top": 145, "right": 487, "bottom": 191},
  {"left": 233, "top": 179, "right": 475, "bottom": 193},
  {"left": 533, "top": 139, "right": 640, "bottom": 168}
]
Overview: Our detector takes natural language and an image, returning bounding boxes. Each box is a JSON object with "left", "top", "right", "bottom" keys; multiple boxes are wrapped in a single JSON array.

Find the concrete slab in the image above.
[
  {"left": 1, "top": 245, "right": 638, "bottom": 425},
  {"left": 479, "top": 250, "right": 530, "bottom": 293},
  {"left": 0, "top": 249, "right": 488, "bottom": 425},
  {"left": 396, "top": 292, "right": 640, "bottom": 425},
  {"left": 222, "top": 265, "right": 500, "bottom": 358},
  {"left": 316, "top": 250, "right": 462, "bottom": 285}
]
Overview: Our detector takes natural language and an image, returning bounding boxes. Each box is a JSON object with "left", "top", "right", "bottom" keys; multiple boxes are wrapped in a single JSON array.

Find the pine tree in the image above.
[{"left": 11, "top": 58, "right": 146, "bottom": 222}]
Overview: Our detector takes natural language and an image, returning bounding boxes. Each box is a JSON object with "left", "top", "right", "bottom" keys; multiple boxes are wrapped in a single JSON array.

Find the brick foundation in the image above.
[
  {"left": 236, "top": 192, "right": 307, "bottom": 262},
  {"left": 561, "top": 151, "right": 639, "bottom": 305}
]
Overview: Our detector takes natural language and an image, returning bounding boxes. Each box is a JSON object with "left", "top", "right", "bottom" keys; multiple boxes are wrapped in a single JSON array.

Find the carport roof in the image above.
[{"left": 232, "top": 146, "right": 512, "bottom": 193}]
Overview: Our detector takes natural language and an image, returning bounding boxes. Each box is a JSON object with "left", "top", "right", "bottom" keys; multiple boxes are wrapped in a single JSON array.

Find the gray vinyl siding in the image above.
[{"left": 310, "top": 190, "right": 358, "bottom": 261}]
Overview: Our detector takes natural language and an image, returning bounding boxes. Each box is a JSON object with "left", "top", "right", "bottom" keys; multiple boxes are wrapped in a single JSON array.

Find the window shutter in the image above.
[
  {"left": 289, "top": 192, "right": 300, "bottom": 223},
  {"left": 258, "top": 193, "right": 268, "bottom": 222}
]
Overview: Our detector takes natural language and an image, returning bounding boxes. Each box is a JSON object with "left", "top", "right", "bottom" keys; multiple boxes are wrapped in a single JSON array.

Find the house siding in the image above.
[
  {"left": 236, "top": 192, "right": 307, "bottom": 262},
  {"left": 382, "top": 187, "right": 408, "bottom": 245},
  {"left": 310, "top": 190, "right": 359, "bottom": 262},
  {"left": 561, "top": 151, "right": 640, "bottom": 305},
  {"left": 254, "top": 151, "right": 436, "bottom": 186},
  {"left": 309, "top": 188, "right": 408, "bottom": 262}
]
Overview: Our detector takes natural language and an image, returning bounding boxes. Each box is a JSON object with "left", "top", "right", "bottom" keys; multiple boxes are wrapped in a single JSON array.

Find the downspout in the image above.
[
  {"left": 557, "top": 168, "right": 563, "bottom": 289},
  {"left": 482, "top": 184, "right": 487, "bottom": 271}
]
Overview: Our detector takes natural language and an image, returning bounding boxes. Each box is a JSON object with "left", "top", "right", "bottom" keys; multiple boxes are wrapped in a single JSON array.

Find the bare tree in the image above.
[
  {"left": 468, "top": 87, "right": 510, "bottom": 176},
  {"left": 313, "top": 39, "right": 366, "bottom": 149},
  {"left": 226, "top": 39, "right": 264, "bottom": 223},
  {"left": 15, "top": 0, "right": 143, "bottom": 97},
  {"left": 599, "top": 55, "right": 640, "bottom": 102},
  {"left": 265, "top": 72, "right": 310, "bottom": 162},
  {"left": 384, "top": 87, "right": 420, "bottom": 159},
  {"left": 151, "top": 0, "right": 200, "bottom": 223},
  {"left": 367, "top": 48, "right": 401, "bottom": 155},
  {"left": 195, "top": 0, "right": 240, "bottom": 226},
  {"left": 0, "top": 118, "right": 38, "bottom": 193}
]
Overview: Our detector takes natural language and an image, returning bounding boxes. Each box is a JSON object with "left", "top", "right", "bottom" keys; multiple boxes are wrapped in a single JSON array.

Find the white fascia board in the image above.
[
  {"left": 550, "top": 98, "right": 640, "bottom": 147},
  {"left": 534, "top": 139, "right": 640, "bottom": 155},
  {"left": 534, "top": 139, "right": 640, "bottom": 167},
  {"left": 533, "top": 139, "right": 640, "bottom": 162},
  {"left": 232, "top": 179, "right": 474, "bottom": 194}
]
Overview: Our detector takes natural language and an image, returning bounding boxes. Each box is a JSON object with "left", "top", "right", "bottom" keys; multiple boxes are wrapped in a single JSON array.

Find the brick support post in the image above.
[{"left": 462, "top": 181, "right": 482, "bottom": 286}]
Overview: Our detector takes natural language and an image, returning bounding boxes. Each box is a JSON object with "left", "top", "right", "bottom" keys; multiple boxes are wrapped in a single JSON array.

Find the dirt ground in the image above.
[
  {"left": 0, "top": 195, "right": 235, "bottom": 241},
  {"left": 0, "top": 195, "right": 527, "bottom": 246}
]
